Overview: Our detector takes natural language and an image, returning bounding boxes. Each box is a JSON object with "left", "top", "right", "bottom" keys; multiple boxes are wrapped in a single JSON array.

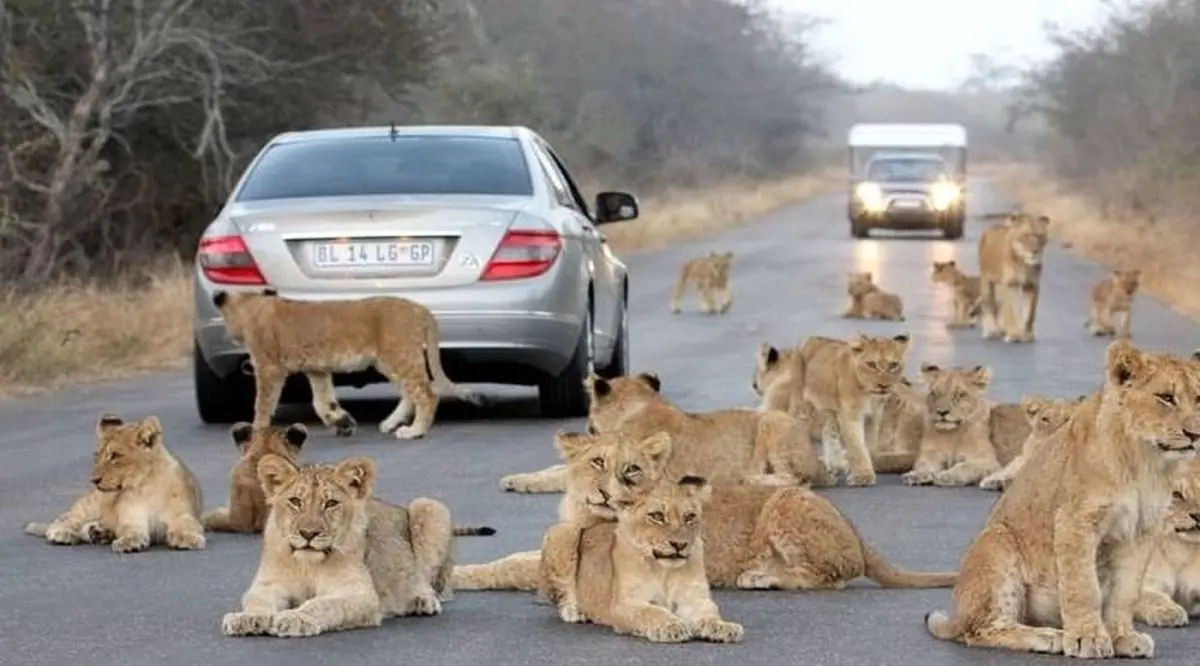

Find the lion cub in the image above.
[
  {"left": 978, "top": 395, "right": 1084, "bottom": 492},
  {"left": 842, "top": 272, "right": 905, "bottom": 321},
  {"left": 222, "top": 454, "right": 457, "bottom": 638},
  {"left": 925, "top": 341, "right": 1200, "bottom": 658},
  {"left": 669, "top": 251, "right": 733, "bottom": 315},
  {"left": 1086, "top": 269, "right": 1141, "bottom": 339},
  {"left": 24, "top": 413, "right": 205, "bottom": 553},
  {"left": 902, "top": 364, "right": 1003, "bottom": 488},
  {"left": 1135, "top": 459, "right": 1200, "bottom": 628},
  {"left": 931, "top": 260, "right": 982, "bottom": 328},
  {"left": 212, "top": 289, "right": 480, "bottom": 440},
  {"left": 564, "top": 475, "right": 744, "bottom": 644},
  {"left": 202, "top": 422, "right": 307, "bottom": 533}
]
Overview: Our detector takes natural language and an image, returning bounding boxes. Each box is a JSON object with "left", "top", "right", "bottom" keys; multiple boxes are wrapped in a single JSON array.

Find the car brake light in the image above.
[
  {"left": 480, "top": 229, "right": 562, "bottom": 281},
  {"left": 197, "top": 235, "right": 267, "bottom": 285}
]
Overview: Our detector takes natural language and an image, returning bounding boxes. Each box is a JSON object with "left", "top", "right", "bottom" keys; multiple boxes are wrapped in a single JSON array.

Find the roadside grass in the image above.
[
  {"left": 0, "top": 170, "right": 839, "bottom": 396},
  {"left": 989, "top": 162, "right": 1200, "bottom": 321}
]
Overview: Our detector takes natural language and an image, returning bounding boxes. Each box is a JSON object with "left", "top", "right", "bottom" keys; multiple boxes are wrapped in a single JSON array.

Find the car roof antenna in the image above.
[{"left": 389, "top": 122, "right": 399, "bottom": 142}]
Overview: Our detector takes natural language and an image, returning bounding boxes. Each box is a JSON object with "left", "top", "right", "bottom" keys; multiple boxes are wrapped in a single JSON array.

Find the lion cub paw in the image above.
[
  {"left": 1112, "top": 631, "right": 1154, "bottom": 658},
  {"left": 977, "top": 475, "right": 1006, "bottom": 492},
  {"left": 1140, "top": 601, "right": 1189, "bottom": 627},
  {"left": 221, "top": 611, "right": 273, "bottom": 636},
  {"left": 735, "top": 570, "right": 778, "bottom": 589},
  {"left": 644, "top": 618, "right": 691, "bottom": 643},
  {"left": 43, "top": 523, "right": 80, "bottom": 545},
  {"left": 557, "top": 602, "right": 587, "bottom": 624},
  {"left": 409, "top": 593, "right": 442, "bottom": 617},
  {"left": 269, "top": 610, "right": 324, "bottom": 637},
  {"left": 393, "top": 426, "right": 427, "bottom": 440},
  {"left": 166, "top": 529, "right": 206, "bottom": 550},
  {"left": 845, "top": 470, "right": 877, "bottom": 487},
  {"left": 332, "top": 414, "right": 357, "bottom": 438},
  {"left": 85, "top": 522, "right": 116, "bottom": 545},
  {"left": 112, "top": 532, "right": 151, "bottom": 554},
  {"left": 693, "top": 617, "right": 744, "bottom": 644},
  {"left": 1063, "top": 628, "right": 1114, "bottom": 659},
  {"left": 901, "top": 470, "right": 934, "bottom": 486},
  {"left": 931, "top": 471, "right": 968, "bottom": 487}
]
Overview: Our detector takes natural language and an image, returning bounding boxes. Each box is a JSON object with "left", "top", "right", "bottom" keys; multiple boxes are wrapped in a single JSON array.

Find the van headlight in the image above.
[
  {"left": 931, "top": 182, "right": 961, "bottom": 211},
  {"left": 855, "top": 182, "right": 884, "bottom": 212}
]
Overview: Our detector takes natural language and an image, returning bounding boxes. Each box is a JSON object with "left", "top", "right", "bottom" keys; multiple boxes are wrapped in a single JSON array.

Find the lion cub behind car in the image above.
[
  {"left": 842, "top": 271, "right": 905, "bottom": 321},
  {"left": 211, "top": 289, "right": 480, "bottom": 440},
  {"left": 222, "top": 454, "right": 457, "bottom": 638},
  {"left": 569, "top": 474, "right": 744, "bottom": 644},
  {"left": 669, "top": 251, "right": 734, "bottom": 315},
  {"left": 24, "top": 413, "right": 205, "bottom": 553}
]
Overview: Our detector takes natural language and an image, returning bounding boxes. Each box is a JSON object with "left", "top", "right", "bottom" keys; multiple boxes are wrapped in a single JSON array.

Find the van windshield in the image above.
[{"left": 866, "top": 158, "right": 949, "bottom": 183}]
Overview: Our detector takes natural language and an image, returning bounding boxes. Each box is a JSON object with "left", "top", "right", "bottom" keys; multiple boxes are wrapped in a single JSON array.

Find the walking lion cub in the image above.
[
  {"left": 669, "top": 251, "right": 734, "bottom": 315},
  {"left": 24, "top": 413, "right": 205, "bottom": 553},
  {"left": 222, "top": 454, "right": 458, "bottom": 638},
  {"left": 924, "top": 341, "right": 1200, "bottom": 658}
]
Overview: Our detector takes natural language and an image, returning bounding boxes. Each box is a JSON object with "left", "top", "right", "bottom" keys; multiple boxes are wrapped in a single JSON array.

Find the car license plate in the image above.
[
  {"left": 310, "top": 240, "right": 434, "bottom": 268},
  {"left": 893, "top": 199, "right": 921, "bottom": 209}
]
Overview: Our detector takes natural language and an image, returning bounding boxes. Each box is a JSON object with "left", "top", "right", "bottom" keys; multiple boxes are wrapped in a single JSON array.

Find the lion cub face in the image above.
[
  {"left": 91, "top": 413, "right": 166, "bottom": 492},
  {"left": 585, "top": 372, "right": 662, "bottom": 433},
  {"left": 615, "top": 475, "right": 710, "bottom": 569},
  {"left": 257, "top": 454, "right": 375, "bottom": 562},
  {"left": 554, "top": 431, "right": 631, "bottom": 520},
  {"left": 920, "top": 364, "right": 991, "bottom": 431},
  {"left": 930, "top": 260, "right": 961, "bottom": 285},
  {"left": 598, "top": 430, "right": 675, "bottom": 509},
  {"left": 210, "top": 289, "right": 278, "bottom": 343},
  {"left": 1168, "top": 461, "right": 1200, "bottom": 544},
  {"left": 708, "top": 251, "right": 734, "bottom": 282},
  {"left": 848, "top": 333, "right": 910, "bottom": 396},
  {"left": 1110, "top": 269, "right": 1142, "bottom": 306},
  {"left": 846, "top": 271, "right": 877, "bottom": 298},
  {"left": 1007, "top": 214, "right": 1051, "bottom": 266},
  {"left": 1020, "top": 395, "right": 1084, "bottom": 436},
  {"left": 1105, "top": 341, "right": 1200, "bottom": 460},
  {"left": 230, "top": 421, "right": 307, "bottom": 465}
]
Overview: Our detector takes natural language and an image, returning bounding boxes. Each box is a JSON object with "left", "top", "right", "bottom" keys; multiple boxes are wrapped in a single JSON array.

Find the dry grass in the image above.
[
  {"left": 0, "top": 170, "right": 839, "bottom": 396},
  {"left": 989, "top": 162, "right": 1200, "bottom": 321}
]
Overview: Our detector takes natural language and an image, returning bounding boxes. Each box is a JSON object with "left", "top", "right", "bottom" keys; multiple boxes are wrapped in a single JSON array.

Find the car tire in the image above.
[
  {"left": 942, "top": 216, "right": 964, "bottom": 240},
  {"left": 850, "top": 217, "right": 869, "bottom": 239},
  {"left": 597, "top": 294, "right": 629, "bottom": 379},
  {"left": 194, "top": 340, "right": 254, "bottom": 424},
  {"left": 539, "top": 308, "right": 594, "bottom": 418}
]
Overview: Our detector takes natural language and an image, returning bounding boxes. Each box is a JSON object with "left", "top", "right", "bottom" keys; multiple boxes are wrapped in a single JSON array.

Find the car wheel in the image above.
[
  {"left": 538, "top": 307, "right": 594, "bottom": 418},
  {"left": 942, "top": 217, "right": 964, "bottom": 240},
  {"left": 851, "top": 217, "right": 869, "bottom": 239},
  {"left": 597, "top": 295, "right": 629, "bottom": 379},
  {"left": 193, "top": 340, "right": 254, "bottom": 424}
]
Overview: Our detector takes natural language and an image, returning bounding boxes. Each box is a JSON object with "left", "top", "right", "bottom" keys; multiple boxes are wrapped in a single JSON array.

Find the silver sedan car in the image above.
[{"left": 192, "top": 125, "right": 639, "bottom": 423}]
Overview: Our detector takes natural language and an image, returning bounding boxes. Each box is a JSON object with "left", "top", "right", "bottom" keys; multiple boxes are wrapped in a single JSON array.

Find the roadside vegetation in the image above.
[{"left": 0, "top": 0, "right": 843, "bottom": 394}]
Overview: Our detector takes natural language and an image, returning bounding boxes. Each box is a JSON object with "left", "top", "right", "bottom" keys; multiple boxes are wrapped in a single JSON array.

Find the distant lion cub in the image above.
[
  {"left": 931, "top": 260, "right": 981, "bottom": 328},
  {"left": 24, "top": 413, "right": 205, "bottom": 553},
  {"left": 669, "top": 251, "right": 733, "bottom": 314},
  {"left": 1086, "top": 269, "right": 1141, "bottom": 339},
  {"left": 842, "top": 272, "right": 905, "bottom": 321}
]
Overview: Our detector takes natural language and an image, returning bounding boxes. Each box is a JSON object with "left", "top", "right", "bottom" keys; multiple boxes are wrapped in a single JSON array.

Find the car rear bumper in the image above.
[{"left": 196, "top": 308, "right": 582, "bottom": 386}]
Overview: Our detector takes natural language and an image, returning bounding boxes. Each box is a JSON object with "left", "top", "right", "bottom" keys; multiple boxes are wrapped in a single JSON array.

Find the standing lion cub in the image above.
[
  {"left": 24, "top": 413, "right": 205, "bottom": 553},
  {"left": 1085, "top": 268, "right": 1141, "bottom": 339},
  {"left": 212, "top": 289, "right": 480, "bottom": 440},
  {"left": 222, "top": 454, "right": 459, "bottom": 638},
  {"left": 930, "top": 260, "right": 981, "bottom": 328},
  {"left": 925, "top": 341, "right": 1200, "bottom": 658},
  {"left": 842, "top": 271, "right": 905, "bottom": 321},
  {"left": 669, "top": 251, "right": 733, "bottom": 315}
]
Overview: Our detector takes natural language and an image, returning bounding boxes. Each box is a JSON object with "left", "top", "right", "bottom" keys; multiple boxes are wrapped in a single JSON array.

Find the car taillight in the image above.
[
  {"left": 480, "top": 229, "right": 562, "bottom": 281},
  {"left": 197, "top": 235, "right": 267, "bottom": 285}
]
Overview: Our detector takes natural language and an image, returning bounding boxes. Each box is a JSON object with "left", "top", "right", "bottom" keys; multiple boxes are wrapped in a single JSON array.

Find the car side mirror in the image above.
[{"left": 594, "top": 191, "right": 639, "bottom": 224}]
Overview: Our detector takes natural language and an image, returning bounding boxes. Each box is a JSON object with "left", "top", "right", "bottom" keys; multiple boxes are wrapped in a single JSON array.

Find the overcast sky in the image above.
[{"left": 771, "top": 0, "right": 1104, "bottom": 89}]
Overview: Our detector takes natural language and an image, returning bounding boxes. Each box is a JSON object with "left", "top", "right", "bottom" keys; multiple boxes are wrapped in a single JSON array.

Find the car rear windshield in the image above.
[
  {"left": 234, "top": 135, "right": 534, "bottom": 201},
  {"left": 866, "top": 159, "right": 948, "bottom": 183}
]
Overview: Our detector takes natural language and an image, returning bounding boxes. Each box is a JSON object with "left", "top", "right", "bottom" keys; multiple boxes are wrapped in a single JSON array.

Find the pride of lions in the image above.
[{"left": 22, "top": 212, "right": 1198, "bottom": 658}]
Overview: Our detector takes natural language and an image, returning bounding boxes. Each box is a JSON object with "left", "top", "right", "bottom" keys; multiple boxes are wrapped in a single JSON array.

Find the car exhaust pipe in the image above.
[{"left": 240, "top": 359, "right": 255, "bottom": 376}]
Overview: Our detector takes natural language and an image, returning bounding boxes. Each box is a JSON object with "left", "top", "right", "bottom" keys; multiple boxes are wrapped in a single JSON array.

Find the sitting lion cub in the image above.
[
  {"left": 24, "top": 413, "right": 205, "bottom": 553},
  {"left": 925, "top": 341, "right": 1200, "bottom": 658},
  {"left": 563, "top": 475, "right": 744, "bottom": 643},
  {"left": 1086, "top": 268, "right": 1141, "bottom": 339},
  {"left": 212, "top": 289, "right": 480, "bottom": 440},
  {"left": 931, "top": 260, "right": 982, "bottom": 328},
  {"left": 842, "top": 271, "right": 905, "bottom": 321},
  {"left": 1134, "top": 459, "right": 1200, "bottom": 628},
  {"left": 202, "top": 422, "right": 309, "bottom": 533},
  {"left": 222, "top": 454, "right": 458, "bottom": 638},
  {"left": 669, "top": 251, "right": 734, "bottom": 315}
]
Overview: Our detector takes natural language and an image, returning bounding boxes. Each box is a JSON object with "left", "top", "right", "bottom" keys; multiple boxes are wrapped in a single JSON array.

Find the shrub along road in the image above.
[{"left": 3, "top": 179, "right": 1199, "bottom": 665}]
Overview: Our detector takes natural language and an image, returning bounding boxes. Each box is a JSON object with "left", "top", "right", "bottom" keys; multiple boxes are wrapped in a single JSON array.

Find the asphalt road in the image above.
[{"left": 3, "top": 179, "right": 1200, "bottom": 666}]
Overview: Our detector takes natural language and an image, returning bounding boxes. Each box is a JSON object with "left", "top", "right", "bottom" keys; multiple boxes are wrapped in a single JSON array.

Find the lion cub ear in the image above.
[
  {"left": 96, "top": 413, "right": 124, "bottom": 437},
  {"left": 284, "top": 423, "right": 308, "bottom": 449},
  {"left": 587, "top": 375, "right": 612, "bottom": 398},
  {"left": 553, "top": 431, "right": 593, "bottom": 461},
  {"left": 967, "top": 365, "right": 992, "bottom": 389},
  {"left": 257, "top": 454, "right": 299, "bottom": 498},
  {"left": 759, "top": 343, "right": 780, "bottom": 367},
  {"left": 334, "top": 456, "right": 376, "bottom": 500},
  {"left": 636, "top": 372, "right": 662, "bottom": 393},
  {"left": 639, "top": 432, "right": 672, "bottom": 461},
  {"left": 136, "top": 416, "right": 164, "bottom": 448},
  {"left": 230, "top": 422, "right": 254, "bottom": 451},
  {"left": 919, "top": 363, "right": 940, "bottom": 380},
  {"left": 1106, "top": 340, "right": 1147, "bottom": 387},
  {"left": 677, "top": 475, "right": 711, "bottom": 503}
]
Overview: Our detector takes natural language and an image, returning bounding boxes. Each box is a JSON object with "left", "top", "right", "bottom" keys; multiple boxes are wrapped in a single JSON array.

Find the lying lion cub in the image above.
[
  {"left": 222, "top": 454, "right": 460, "bottom": 638},
  {"left": 842, "top": 271, "right": 905, "bottom": 321},
  {"left": 902, "top": 364, "right": 1003, "bottom": 487},
  {"left": 212, "top": 289, "right": 480, "bottom": 440},
  {"left": 978, "top": 395, "right": 1084, "bottom": 492},
  {"left": 1135, "top": 459, "right": 1200, "bottom": 628},
  {"left": 500, "top": 372, "right": 829, "bottom": 493},
  {"left": 567, "top": 475, "right": 744, "bottom": 644},
  {"left": 24, "top": 413, "right": 206, "bottom": 553},
  {"left": 925, "top": 341, "right": 1200, "bottom": 658}
]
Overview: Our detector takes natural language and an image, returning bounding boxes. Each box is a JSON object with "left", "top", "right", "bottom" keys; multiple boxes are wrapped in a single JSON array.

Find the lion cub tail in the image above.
[
  {"left": 924, "top": 610, "right": 962, "bottom": 641},
  {"left": 422, "top": 318, "right": 483, "bottom": 406},
  {"left": 453, "top": 524, "right": 498, "bottom": 537},
  {"left": 23, "top": 522, "right": 49, "bottom": 537},
  {"left": 862, "top": 544, "right": 957, "bottom": 588},
  {"left": 450, "top": 550, "right": 541, "bottom": 591}
]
